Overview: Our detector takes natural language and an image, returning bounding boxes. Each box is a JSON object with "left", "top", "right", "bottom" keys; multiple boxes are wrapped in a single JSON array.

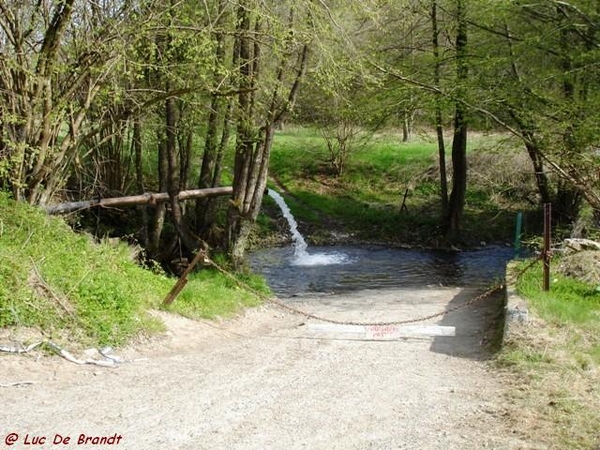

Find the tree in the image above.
[
  {"left": 226, "top": 1, "right": 310, "bottom": 264},
  {"left": 195, "top": 0, "right": 233, "bottom": 237},
  {"left": 469, "top": 0, "right": 600, "bottom": 222},
  {"left": 372, "top": 0, "right": 600, "bottom": 234},
  {"left": 369, "top": 0, "right": 471, "bottom": 239},
  {"left": 0, "top": 1, "right": 146, "bottom": 205},
  {"left": 444, "top": 0, "right": 469, "bottom": 240},
  {"left": 299, "top": 73, "right": 383, "bottom": 177},
  {"left": 431, "top": 0, "right": 449, "bottom": 215}
]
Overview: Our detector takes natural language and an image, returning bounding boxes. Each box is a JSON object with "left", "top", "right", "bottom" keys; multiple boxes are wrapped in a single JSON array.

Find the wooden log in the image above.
[{"left": 45, "top": 186, "right": 233, "bottom": 214}]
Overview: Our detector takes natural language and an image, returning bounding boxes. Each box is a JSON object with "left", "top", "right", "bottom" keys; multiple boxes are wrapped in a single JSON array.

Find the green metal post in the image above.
[{"left": 514, "top": 211, "right": 523, "bottom": 257}]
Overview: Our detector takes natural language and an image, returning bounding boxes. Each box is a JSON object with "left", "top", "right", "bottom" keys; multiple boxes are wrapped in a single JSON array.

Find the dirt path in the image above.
[{"left": 1, "top": 287, "right": 530, "bottom": 450}]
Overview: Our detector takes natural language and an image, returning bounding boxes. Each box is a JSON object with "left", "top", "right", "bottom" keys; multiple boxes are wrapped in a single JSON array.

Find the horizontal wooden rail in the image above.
[{"left": 45, "top": 186, "right": 233, "bottom": 214}]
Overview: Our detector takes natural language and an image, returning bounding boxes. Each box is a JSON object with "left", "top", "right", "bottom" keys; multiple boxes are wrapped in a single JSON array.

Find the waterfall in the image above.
[
  {"left": 268, "top": 189, "right": 308, "bottom": 258},
  {"left": 268, "top": 189, "right": 349, "bottom": 266}
]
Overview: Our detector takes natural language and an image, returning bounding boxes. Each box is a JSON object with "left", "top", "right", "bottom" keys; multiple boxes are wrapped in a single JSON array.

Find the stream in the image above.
[
  {"left": 248, "top": 190, "right": 516, "bottom": 297},
  {"left": 248, "top": 244, "right": 515, "bottom": 297}
]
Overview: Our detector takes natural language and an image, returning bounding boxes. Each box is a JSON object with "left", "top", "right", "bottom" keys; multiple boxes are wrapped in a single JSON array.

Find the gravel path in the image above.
[{"left": 1, "top": 287, "right": 529, "bottom": 450}]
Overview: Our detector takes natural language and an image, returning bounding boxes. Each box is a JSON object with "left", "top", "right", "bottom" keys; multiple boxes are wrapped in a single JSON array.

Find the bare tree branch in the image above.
[{"left": 370, "top": 62, "right": 529, "bottom": 144}]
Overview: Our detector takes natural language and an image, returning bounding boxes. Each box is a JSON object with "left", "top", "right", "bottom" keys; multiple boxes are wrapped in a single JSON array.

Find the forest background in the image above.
[{"left": 1, "top": 0, "right": 599, "bottom": 265}]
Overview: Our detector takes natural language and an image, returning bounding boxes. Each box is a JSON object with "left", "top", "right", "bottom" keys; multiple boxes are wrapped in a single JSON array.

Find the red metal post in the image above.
[{"left": 543, "top": 203, "right": 551, "bottom": 291}]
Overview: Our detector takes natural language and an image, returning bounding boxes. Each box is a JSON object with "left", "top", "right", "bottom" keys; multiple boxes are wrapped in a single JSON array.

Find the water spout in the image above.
[
  {"left": 268, "top": 189, "right": 308, "bottom": 258},
  {"left": 267, "top": 189, "right": 349, "bottom": 266}
]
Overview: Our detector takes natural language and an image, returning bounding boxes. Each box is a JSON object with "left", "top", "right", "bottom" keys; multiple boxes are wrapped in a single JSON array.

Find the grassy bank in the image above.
[
  {"left": 499, "top": 259, "right": 600, "bottom": 449},
  {"left": 0, "top": 193, "right": 265, "bottom": 347},
  {"left": 264, "top": 126, "right": 540, "bottom": 247}
]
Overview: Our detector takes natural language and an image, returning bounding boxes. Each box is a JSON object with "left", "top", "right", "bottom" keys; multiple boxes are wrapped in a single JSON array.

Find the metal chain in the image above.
[
  {"left": 204, "top": 253, "right": 540, "bottom": 327},
  {"left": 267, "top": 284, "right": 505, "bottom": 327}
]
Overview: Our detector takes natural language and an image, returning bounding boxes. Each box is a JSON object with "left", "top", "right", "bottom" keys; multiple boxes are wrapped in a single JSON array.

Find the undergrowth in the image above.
[
  {"left": 498, "top": 259, "right": 600, "bottom": 449},
  {"left": 0, "top": 193, "right": 264, "bottom": 347}
]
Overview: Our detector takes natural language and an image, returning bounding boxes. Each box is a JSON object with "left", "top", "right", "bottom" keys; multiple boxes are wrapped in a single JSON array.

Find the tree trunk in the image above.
[
  {"left": 523, "top": 137, "right": 552, "bottom": 205},
  {"left": 444, "top": 0, "right": 468, "bottom": 241},
  {"left": 149, "top": 135, "right": 167, "bottom": 257},
  {"left": 199, "top": 98, "right": 234, "bottom": 245},
  {"left": 431, "top": 0, "right": 448, "bottom": 216},
  {"left": 227, "top": 1, "right": 256, "bottom": 263},
  {"left": 554, "top": 9, "right": 582, "bottom": 224},
  {"left": 504, "top": 22, "right": 552, "bottom": 207},
  {"left": 179, "top": 130, "right": 193, "bottom": 192},
  {"left": 133, "top": 118, "right": 149, "bottom": 248},
  {"left": 166, "top": 90, "right": 198, "bottom": 253},
  {"left": 555, "top": 182, "right": 582, "bottom": 224},
  {"left": 446, "top": 110, "right": 467, "bottom": 240},
  {"left": 46, "top": 187, "right": 233, "bottom": 214},
  {"left": 198, "top": 93, "right": 222, "bottom": 190},
  {"left": 196, "top": 2, "right": 228, "bottom": 233},
  {"left": 23, "top": 0, "right": 76, "bottom": 204},
  {"left": 402, "top": 110, "right": 411, "bottom": 143},
  {"left": 226, "top": 4, "right": 308, "bottom": 265},
  {"left": 214, "top": 98, "right": 233, "bottom": 188}
]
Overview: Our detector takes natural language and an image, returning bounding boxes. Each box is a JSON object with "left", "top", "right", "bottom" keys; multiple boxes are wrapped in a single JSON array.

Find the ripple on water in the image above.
[
  {"left": 292, "top": 251, "right": 352, "bottom": 267},
  {"left": 248, "top": 245, "right": 517, "bottom": 297}
]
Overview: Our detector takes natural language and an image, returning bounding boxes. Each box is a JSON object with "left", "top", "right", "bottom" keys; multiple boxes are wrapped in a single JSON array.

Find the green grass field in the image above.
[{"left": 266, "top": 125, "right": 537, "bottom": 246}]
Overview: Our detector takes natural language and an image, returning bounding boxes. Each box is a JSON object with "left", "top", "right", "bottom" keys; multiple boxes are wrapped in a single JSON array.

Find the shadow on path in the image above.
[{"left": 429, "top": 287, "right": 506, "bottom": 361}]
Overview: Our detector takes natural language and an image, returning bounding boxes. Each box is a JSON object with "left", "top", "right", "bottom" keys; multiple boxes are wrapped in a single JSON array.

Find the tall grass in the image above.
[{"left": 517, "top": 260, "right": 600, "bottom": 329}]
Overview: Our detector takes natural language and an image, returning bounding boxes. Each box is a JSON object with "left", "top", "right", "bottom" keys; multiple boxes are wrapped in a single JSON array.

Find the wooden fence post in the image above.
[{"left": 163, "top": 248, "right": 208, "bottom": 306}]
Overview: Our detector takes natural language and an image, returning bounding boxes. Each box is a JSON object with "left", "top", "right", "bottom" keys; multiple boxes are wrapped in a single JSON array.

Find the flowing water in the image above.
[
  {"left": 252, "top": 190, "right": 516, "bottom": 297},
  {"left": 268, "top": 189, "right": 349, "bottom": 266},
  {"left": 249, "top": 244, "right": 515, "bottom": 296}
]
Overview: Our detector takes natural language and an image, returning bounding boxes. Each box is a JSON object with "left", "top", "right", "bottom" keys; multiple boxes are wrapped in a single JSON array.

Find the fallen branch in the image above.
[
  {"left": 2, "top": 340, "right": 136, "bottom": 368},
  {"left": 46, "top": 186, "right": 233, "bottom": 214},
  {"left": 30, "top": 260, "right": 76, "bottom": 318},
  {"left": 0, "top": 381, "right": 36, "bottom": 388},
  {"left": 45, "top": 341, "right": 118, "bottom": 367},
  {"left": 163, "top": 248, "right": 209, "bottom": 306},
  {"left": 0, "top": 342, "right": 43, "bottom": 354}
]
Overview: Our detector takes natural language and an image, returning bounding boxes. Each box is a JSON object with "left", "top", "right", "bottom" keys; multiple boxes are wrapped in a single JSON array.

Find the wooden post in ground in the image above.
[{"left": 163, "top": 248, "right": 209, "bottom": 306}]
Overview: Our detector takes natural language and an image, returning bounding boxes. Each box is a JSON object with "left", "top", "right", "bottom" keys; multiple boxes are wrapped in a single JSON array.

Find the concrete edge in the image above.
[{"left": 502, "top": 261, "right": 530, "bottom": 342}]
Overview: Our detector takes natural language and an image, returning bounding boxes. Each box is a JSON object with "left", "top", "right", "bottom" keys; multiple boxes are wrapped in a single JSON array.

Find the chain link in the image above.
[
  {"left": 204, "top": 252, "right": 540, "bottom": 327},
  {"left": 267, "top": 284, "right": 505, "bottom": 327}
]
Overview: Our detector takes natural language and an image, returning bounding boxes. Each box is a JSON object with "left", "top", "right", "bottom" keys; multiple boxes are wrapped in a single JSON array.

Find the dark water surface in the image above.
[{"left": 248, "top": 245, "right": 516, "bottom": 297}]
